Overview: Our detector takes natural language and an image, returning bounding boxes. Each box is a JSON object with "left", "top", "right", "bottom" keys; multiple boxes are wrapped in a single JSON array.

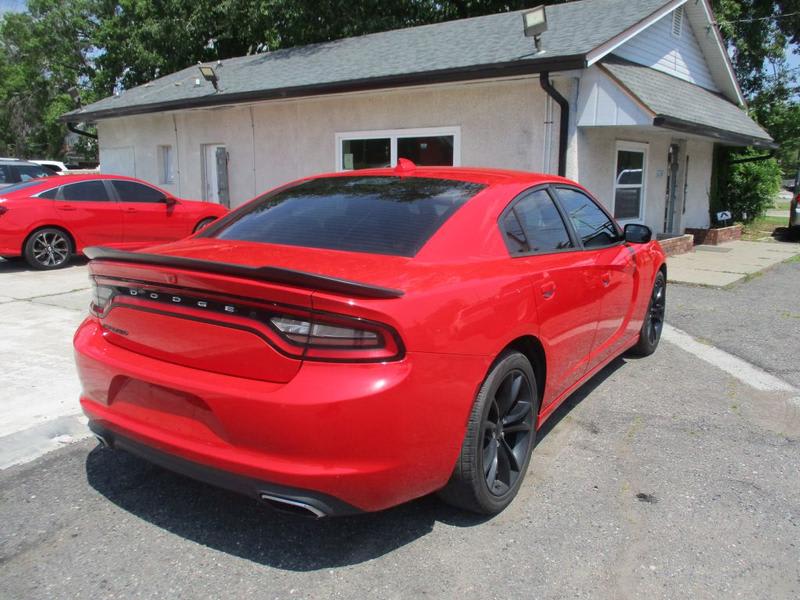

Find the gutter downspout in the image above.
[
  {"left": 539, "top": 72, "right": 569, "bottom": 177},
  {"left": 66, "top": 122, "right": 98, "bottom": 140}
]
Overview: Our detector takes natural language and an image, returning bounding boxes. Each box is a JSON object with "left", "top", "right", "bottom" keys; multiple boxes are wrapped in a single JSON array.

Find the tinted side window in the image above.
[
  {"left": 38, "top": 187, "right": 59, "bottom": 199},
  {"left": 0, "top": 165, "right": 10, "bottom": 184},
  {"left": 15, "top": 164, "right": 53, "bottom": 181},
  {"left": 113, "top": 180, "right": 166, "bottom": 203},
  {"left": 61, "top": 181, "right": 111, "bottom": 202},
  {"left": 502, "top": 190, "right": 573, "bottom": 254},
  {"left": 556, "top": 187, "right": 621, "bottom": 248},
  {"left": 212, "top": 176, "right": 484, "bottom": 257}
]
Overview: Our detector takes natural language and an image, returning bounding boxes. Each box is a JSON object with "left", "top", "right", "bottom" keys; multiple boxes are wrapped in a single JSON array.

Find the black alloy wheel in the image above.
[
  {"left": 482, "top": 369, "right": 535, "bottom": 496},
  {"left": 439, "top": 350, "right": 538, "bottom": 515},
  {"left": 630, "top": 270, "right": 666, "bottom": 356}
]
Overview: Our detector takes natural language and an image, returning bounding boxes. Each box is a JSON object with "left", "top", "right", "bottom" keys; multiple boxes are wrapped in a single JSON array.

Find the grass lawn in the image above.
[
  {"left": 741, "top": 215, "right": 789, "bottom": 241},
  {"left": 774, "top": 201, "right": 791, "bottom": 211}
]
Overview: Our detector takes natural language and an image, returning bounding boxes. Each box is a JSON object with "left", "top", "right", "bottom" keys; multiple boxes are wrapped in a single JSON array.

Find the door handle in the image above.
[
  {"left": 541, "top": 281, "right": 556, "bottom": 299},
  {"left": 56, "top": 205, "right": 76, "bottom": 211},
  {"left": 601, "top": 272, "right": 611, "bottom": 287},
  {"left": 124, "top": 207, "right": 137, "bottom": 213}
]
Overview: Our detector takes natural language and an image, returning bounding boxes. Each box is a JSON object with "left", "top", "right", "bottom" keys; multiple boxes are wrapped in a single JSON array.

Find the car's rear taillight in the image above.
[
  {"left": 269, "top": 313, "right": 401, "bottom": 361},
  {"left": 89, "top": 280, "right": 403, "bottom": 362}
]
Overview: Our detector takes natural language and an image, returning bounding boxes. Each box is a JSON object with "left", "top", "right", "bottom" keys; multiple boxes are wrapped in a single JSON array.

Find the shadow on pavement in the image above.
[
  {"left": 85, "top": 445, "right": 488, "bottom": 571},
  {"left": 0, "top": 256, "right": 89, "bottom": 273},
  {"left": 771, "top": 226, "right": 800, "bottom": 243},
  {"left": 85, "top": 354, "right": 630, "bottom": 570},
  {"left": 535, "top": 356, "right": 627, "bottom": 441}
]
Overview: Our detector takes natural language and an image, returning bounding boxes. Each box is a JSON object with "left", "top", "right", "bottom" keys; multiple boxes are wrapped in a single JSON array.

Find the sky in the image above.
[{"left": 0, "top": 0, "right": 25, "bottom": 15}]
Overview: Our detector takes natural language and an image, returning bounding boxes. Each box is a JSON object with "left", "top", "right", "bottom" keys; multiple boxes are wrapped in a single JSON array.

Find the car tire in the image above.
[
  {"left": 193, "top": 217, "right": 217, "bottom": 234},
  {"left": 23, "top": 227, "right": 73, "bottom": 270},
  {"left": 438, "top": 350, "right": 538, "bottom": 515},
  {"left": 629, "top": 270, "right": 666, "bottom": 357}
]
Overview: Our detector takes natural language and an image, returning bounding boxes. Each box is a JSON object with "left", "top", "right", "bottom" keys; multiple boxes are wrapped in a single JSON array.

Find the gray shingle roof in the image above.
[
  {"left": 601, "top": 56, "right": 774, "bottom": 147},
  {"left": 65, "top": 0, "right": 671, "bottom": 121}
]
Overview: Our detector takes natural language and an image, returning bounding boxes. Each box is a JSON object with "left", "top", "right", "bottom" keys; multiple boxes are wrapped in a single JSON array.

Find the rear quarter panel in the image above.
[{"left": 0, "top": 197, "right": 59, "bottom": 255}]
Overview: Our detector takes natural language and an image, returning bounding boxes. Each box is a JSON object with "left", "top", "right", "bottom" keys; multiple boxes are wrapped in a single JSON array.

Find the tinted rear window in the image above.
[{"left": 210, "top": 176, "right": 485, "bottom": 257}]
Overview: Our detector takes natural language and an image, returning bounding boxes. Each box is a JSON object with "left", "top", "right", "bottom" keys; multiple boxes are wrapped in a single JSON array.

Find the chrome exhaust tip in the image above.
[
  {"left": 93, "top": 433, "right": 110, "bottom": 448},
  {"left": 259, "top": 493, "right": 327, "bottom": 518}
]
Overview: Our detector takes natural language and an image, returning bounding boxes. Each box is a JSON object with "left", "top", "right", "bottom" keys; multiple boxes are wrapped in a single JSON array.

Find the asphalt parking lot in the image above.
[{"left": 1, "top": 254, "right": 799, "bottom": 599}]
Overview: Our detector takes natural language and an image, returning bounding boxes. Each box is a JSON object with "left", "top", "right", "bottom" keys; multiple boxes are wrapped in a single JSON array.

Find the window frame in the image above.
[
  {"left": 497, "top": 185, "right": 581, "bottom": 258},
  {"left": 157, "top": 144, "right": 175, "bottom": 184},
  {"left": 55, "top": 180, "right": 115, "bottom": 203},
  {"left": 612, "top": 141, "right": 648, "bottom": 224},
  {"left": 552, "top": 184, "right": 625, "bottom": 250},
  {"left": 335, "top": 126, "right": 461, "bottom": 172},
  {"left": 35, "top": 186, "right": 60, "bottom": 199},
  {"left": 108, "top": 178, "right": 169, "bottom": 203}
]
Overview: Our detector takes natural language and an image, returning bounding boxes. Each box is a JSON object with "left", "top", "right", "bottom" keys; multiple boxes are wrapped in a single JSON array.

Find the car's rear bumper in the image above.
[
  {"left": 75, "top": 318, "right": 489, "bottom": 513},
  {"left": 0, "top": 235, "right": 23, "bottom": 256},
  {"left": 87, "top": 421, "right": 361, "bottom": 517}
]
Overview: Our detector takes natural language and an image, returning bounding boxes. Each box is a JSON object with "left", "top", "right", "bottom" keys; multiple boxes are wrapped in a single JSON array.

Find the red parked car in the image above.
[
  {"left": 0, "top": 174, "right": 227, "bottom": 269},
  {"left": 74, "top": 161, "right": 666, "bottom": 517}
]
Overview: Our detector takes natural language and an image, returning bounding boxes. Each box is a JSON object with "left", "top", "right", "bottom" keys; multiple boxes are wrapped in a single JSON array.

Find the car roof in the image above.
[
  {"left": 22, "top": 173, "right": 147, "bottom": 186},
  {"left": 303, "top": 164, "right": 575, "bottom": 187}
]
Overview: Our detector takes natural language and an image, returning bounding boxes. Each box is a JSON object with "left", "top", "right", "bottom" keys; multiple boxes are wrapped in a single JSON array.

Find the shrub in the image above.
[{"left": 722, "top": 152, "right": 782, "bottom": 224}]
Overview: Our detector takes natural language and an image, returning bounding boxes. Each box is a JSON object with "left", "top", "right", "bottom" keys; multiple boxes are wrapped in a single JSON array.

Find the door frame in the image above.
[
  {"left": 612, "top": 140, "right": 649, "bottom": 225},
  {"left": 201, "top": 143, "right": 226, "bottom": 204}
]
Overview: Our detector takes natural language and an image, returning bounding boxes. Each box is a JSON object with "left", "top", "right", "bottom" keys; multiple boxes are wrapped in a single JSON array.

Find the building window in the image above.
[
  {"left": 336, "top": 127, "right": 460, "bottom": 171},
  {"left": 671, "top": 6, "right": 684, "bottom": 38},
  {"left": 158, "top": 145, "right": 174, "bottom": 184},
  {"left": 613, "top": 142, "right": 647, "bottom": 222},
  {"left": 342, "top": 138, "right": 390, "bottom": 170}
]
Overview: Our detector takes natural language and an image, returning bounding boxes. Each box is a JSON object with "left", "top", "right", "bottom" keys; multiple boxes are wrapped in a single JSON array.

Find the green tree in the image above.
[
  {"left": 0, "top": 0, "right": 98, "bottom": 158},
  {"left": 712, "top": 0, "right": 800, "bottom": 177},
  {"left": 725, "top": 152, "right": 783, "bottom": 222}
]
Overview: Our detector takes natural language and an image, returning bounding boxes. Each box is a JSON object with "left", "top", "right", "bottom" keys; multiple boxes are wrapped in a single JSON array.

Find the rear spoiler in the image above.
[{"left": 84, "top": 247, "right": 404, "bottom": 299}]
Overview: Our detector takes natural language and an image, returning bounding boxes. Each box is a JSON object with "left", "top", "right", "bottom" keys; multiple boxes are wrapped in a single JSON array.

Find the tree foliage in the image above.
[
  {"left": 712, "top": 0, "right": 800, "bottom": 176},
  {"left": 725, "top": 152, "right": 783, "bottom": 222}
]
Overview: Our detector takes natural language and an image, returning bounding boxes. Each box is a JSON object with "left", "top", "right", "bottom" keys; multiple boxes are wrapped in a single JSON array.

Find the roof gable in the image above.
[
  {"left": 613, "top": 5, "right": 718, "bottom": 92},
  {"left": 587, "top": 0, "right": 744, "bottom": 104}
]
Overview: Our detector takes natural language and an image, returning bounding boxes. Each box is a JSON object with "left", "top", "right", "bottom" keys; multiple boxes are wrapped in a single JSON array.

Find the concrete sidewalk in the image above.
[
  {"left": 667, "top": 239, "right": 799, "bottom": 287},
  {"left": 0, "top": 258, "right": 92, "bottom": 468}
]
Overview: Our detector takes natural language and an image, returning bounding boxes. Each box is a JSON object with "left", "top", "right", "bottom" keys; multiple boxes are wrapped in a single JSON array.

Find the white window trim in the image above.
[
  {"left": 335, "top": 126, "right": 461, "bottom": 172},
  {"left": 612, "top": 141, "right": 648, "bottom": 224}
]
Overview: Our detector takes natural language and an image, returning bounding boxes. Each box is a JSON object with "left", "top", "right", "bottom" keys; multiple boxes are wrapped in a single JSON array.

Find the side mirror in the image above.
[
  {"left": 624, "top": 223, "right": 652, "bottom": 244},
  {"left": 162, "top": 195, "right": 177, "bottom": 206}
]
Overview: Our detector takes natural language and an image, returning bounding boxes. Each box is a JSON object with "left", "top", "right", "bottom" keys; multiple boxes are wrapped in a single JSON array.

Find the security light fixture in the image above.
[
  {"left": 522, "top": 5, "right": 548, "bottom": 53},
  {"left": 198, "top": 65, "right": 219, "bottom": 91}
]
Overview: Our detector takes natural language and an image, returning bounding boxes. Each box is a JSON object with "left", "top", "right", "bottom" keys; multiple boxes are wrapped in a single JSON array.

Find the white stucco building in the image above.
[{"left": 63, "top": 0, "right": 774, "bottom": 236}]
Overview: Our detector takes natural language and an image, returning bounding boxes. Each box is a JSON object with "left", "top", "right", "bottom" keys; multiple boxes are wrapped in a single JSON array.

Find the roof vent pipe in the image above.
[{"left": 539, "top": 72, "right": 568, "bottom": 177}]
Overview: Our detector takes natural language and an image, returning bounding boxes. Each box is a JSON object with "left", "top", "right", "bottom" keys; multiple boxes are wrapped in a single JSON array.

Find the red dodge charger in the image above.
[
  {"left": 74, "top": 161, "right": 666, "bottom": 516},
  {"left": 0, "top": 174, "right": 227, "bottom": 269}
]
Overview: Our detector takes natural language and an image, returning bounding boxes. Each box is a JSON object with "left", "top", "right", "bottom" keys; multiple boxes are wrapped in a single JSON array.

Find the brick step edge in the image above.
[{"left": 685, "top": 225, "right": 743, "bottom": 246}]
